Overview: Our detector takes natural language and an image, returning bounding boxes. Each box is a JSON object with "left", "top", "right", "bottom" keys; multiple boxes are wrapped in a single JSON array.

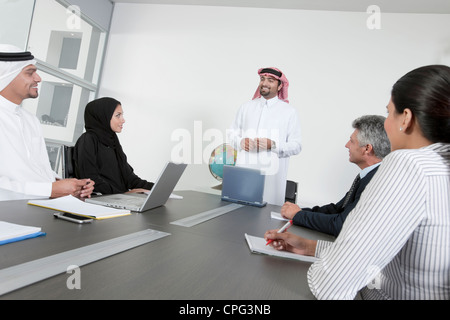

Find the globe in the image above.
[{"left": 208, "top": 144, "right": 237, "bottom": 181}]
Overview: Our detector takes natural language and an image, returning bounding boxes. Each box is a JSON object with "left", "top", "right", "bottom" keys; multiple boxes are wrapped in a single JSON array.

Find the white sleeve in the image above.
[
  {"left": 0, "top": 176, "right": 52, "bottom": 198},
  {"left": 275, "top": 108, "right": 302, "bottom": 158}
]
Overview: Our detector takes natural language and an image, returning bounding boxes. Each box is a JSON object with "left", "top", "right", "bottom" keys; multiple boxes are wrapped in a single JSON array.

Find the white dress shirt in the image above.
[
  {"left": 359, "top": 162, "right": 381, "bottom": 179},
  {"left": 0, "top": 95, "right": 56, "bottom": 198},
  {"left": 308, "top": 143, "right": 450, "bottom": 300},
  {"left": 228, "top": 96, "right": 302, "bottom": 205}
]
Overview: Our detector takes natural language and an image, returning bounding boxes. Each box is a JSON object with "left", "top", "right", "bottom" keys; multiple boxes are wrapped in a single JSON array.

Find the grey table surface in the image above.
[{"left": 0, "top": 190, "right": 334, "bottom": 300}]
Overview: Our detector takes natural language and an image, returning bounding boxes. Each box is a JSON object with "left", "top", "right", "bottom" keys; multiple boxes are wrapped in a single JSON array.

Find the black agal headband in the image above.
[
  {"left": 0, "top": 51, "right": 34, "bottom": 62},
  {"left": 260, "top": 68, "right": 282, "bottom": 78}
]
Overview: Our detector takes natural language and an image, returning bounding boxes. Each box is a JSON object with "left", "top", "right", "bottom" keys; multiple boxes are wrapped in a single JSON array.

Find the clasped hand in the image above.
[
  {"left": 51, "top": 178, "right": 95, "bottom": 199},
  {"left": 240, "top": 138, "right": 273, "bottom": 151},
  {"left": 280, "top": 201, "right": 301, "bottom": 219}
]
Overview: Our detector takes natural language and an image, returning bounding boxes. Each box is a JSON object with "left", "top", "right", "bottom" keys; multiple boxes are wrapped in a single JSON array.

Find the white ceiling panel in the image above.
[{"left": 110, "top": 0, "right": 450, "bottom": 14}]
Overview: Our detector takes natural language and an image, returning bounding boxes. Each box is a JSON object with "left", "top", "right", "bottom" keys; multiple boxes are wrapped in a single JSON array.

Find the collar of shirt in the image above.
[
  {"left": 260, "top": 96, "right": 280, "bottom": 108},
  {"left": 0, "top": 94, "right": 20, "bottom": 114},
  {"left": 360, "top": 162, "right": 381, "bottom": 179}
]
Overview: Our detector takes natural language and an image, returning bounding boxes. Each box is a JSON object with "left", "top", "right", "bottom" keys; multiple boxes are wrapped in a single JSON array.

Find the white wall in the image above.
[{"left": 98, "top": 3, "right": 450, "bottom": 205}]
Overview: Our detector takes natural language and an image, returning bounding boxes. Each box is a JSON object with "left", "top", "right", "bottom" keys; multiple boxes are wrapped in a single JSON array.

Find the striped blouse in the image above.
[{"left": 308, "top": 143, "right": 450, "bottom": 300}]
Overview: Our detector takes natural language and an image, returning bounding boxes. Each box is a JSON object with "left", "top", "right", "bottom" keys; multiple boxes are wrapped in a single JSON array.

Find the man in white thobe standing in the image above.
[
  {"left": 228, "top": 67, "right": 302, "bottom": 206},
  {"left": 0, "top": 44, "right": 94, "bottom": 200}
]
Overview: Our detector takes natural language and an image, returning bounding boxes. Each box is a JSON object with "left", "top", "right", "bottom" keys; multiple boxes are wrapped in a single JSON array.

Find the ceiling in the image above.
[{"left": 110, "top": 0, "right": 450, "bottom": 14}]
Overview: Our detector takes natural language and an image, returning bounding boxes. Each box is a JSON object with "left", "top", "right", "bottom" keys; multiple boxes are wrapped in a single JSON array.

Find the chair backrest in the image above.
[
  {"left": 285, "top": 180, "right": 298, "bottom": 203},
  {"left": 62, "top": 145, "right": 75, "bottom": 179}
]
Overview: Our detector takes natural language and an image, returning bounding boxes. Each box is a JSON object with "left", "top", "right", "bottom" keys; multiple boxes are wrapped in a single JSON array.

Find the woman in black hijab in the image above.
[{"left": 73, "top": 97, "right": 153, "bottom": 194}]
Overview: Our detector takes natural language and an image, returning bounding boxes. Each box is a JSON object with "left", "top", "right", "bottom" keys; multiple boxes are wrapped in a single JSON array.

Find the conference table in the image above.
[{"left": 0, "top": 190, "right": 334, "bottom": 301}]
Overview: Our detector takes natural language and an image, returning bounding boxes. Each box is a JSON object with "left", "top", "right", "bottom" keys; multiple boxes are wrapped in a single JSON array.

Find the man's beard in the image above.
[{"left": 259, "top": 86, "right": 270, "bottom": 97}]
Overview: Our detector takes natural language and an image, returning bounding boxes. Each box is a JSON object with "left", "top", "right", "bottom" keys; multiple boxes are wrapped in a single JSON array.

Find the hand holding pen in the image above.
[
  {"left": 266, "top": 220, "right": 293, "bottom": 245},
  {"left": 264, "top": 222, "right": 318, "bottom": 257}
]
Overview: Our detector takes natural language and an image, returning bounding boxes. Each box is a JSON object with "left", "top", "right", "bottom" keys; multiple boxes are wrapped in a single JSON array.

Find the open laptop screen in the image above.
[{"left": 221, "top": 165, "right": 266, "bottom": 206}]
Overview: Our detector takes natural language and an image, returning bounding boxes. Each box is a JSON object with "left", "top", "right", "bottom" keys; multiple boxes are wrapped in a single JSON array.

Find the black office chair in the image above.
[
  {"left": 62, "top": 145, "right": 75, "bottom": 179},
  {"left": 285, "top": 180, "right": 298, "bottom": 203}
]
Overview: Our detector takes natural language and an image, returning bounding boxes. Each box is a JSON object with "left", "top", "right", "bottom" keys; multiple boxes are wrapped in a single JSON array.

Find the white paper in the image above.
[
  {"left": 245, "top": 233, "right": 318, "bottom": 263},
  {"left": 28, "top": 195, "right": 130, "bottom": 219},
  {"left": 0, "top": 221, "right": 41, "bottom": 241},
  {"left": 271, "top": 211, "right": 289, "bottom": 221}
]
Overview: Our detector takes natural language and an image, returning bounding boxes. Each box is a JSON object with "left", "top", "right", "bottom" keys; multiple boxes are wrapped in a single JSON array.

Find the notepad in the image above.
[
  {"left": 28, "top": 195, "right": 131, "bottom": 220},
  {"left": 270, "top": 211, "right": 289, "bottom": 221},
  {"left": 0, "top": 221, "right": 45, "bottom": 245},
  {"left": 245, "top": 233, "right": 318, "bottom": 263}
]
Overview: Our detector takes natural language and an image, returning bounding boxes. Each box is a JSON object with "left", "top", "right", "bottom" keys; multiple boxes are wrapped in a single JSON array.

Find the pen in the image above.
[{"left": 266, "top": 220, "right": 293, "bottom": 245}]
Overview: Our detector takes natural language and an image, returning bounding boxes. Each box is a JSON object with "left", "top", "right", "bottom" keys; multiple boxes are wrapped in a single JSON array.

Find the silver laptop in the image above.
[
  {"left": 221, "top": 165, "right": 267, "bottom": 207},
  {"left": 86, "top": 162, "right": 187, "bottom": 212}
]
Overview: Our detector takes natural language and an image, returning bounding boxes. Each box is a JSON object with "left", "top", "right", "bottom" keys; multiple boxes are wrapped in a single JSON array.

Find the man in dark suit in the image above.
[{"left": 281, "top": 115, "right": 391, "bottom": 237}]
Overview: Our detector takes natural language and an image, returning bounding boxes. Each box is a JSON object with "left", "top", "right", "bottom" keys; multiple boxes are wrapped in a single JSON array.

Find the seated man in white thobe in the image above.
[
  {"left": 228, "top": 67, "right": 302, "bottom": 206},
  {"left": 0, "top": 44, "right": 94, "bottom": 200}
]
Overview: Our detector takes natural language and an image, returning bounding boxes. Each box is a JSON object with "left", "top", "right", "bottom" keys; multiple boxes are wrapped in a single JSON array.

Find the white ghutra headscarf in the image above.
[{"left": 0, "top": 44, "right": 36, "bottom": 92}]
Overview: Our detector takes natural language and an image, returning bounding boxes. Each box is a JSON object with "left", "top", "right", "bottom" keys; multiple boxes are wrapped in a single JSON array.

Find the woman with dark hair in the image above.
[
  {"left": 265, "top": 65, "right": 450, "bottom": 300},
  {"left": 73, "top": 97, "right": 154, "bottom": 195}
]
